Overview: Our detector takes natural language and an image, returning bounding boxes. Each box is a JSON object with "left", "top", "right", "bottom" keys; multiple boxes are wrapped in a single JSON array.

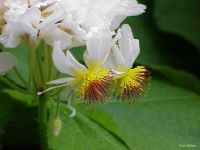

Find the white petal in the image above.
[
  {"left": 47, "top": 77, "right": 75, "bottom": 85},
  {"left": 112, "top": 44, "right": 128, "bottom": 70},
  {"left": 42, "top": 26, "right": 72, "bottom": 49},
  {"left": 85, "top": 27, "right": 112, "bottom": 68},
  {"left": 122, "top": 4, "right": 146, "bottom": 16},
  {"left": 104, "top": 24, "right": 140, "bottom": 71},
  {"left": 58, "top": 14, "right": 87, "bottom": 48},
  {"left": 119, "top": 24, "right": 140, "bottom": 68},
  {"left": 0, "top": 52, "right": 17, "bottom": 75},
  {"left": 110, "top": 15, "right": 126, "bottom": 30},
  {"left": 0, "top": 7, "right": 40, "bottom": 47},
  {"left": 52, "top": 42, "right": 87, "bottom": 77}
]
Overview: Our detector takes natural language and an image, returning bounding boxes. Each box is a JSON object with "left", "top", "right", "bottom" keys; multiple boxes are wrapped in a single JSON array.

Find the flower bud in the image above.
[{"left": 51, "top": 117, "right": 62, "bottom": 137}]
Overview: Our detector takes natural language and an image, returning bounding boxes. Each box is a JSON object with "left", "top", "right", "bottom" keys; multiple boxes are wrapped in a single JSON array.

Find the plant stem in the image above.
[{"left": 39, "top": 96, "right": 49, "bottom": 150}]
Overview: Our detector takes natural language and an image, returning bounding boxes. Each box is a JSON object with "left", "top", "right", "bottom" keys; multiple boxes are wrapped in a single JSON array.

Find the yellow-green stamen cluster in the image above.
[
  {"left": 118, "top": 66, "right": 150, "bottom": 101},
  {"left": 77, "top": 67, "right": 113, "bottom": 103}
]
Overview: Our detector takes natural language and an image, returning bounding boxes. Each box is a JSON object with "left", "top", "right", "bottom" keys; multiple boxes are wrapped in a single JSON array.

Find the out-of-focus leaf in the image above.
[
  {"left": 154, "top": 0, "right": 200, "bottom": 50},
  {"left": 7, "top": 44, "right": 29, "bottom": 87},
  {"left": 0, "top": 93, "right": 13, "bottom": 149},
  {"left": 3, "top": 89, "right": 34, "bottom": 105},
  {"left": 82, "top": 79, "right": 200, "bottom": 150},
  {"left": 69, "top": 46, "right": 85, "bottom": 63},
  {"left": 0, "top": 82, "right": 40, "bottom": 149},
  {"left": 151, "top": 66, "right": 200, "bottom": 95},
  {"left": 48, "top": 102, "right": 130, "bottom": 150}
]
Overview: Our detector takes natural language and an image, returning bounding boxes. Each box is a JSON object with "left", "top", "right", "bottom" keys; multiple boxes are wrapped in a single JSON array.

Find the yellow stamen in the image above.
[
  {"left": 77, "top": 67, "right": 113, "bottom": 103},
  {"left": 117, "top": 66, "right": 150, "bottom": 101}
]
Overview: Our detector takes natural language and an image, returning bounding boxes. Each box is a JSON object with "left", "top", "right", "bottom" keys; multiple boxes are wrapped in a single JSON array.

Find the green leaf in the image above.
[
  {"left": 69, "top": 46, "right": 85, "bottom": 63},
  {"left": 82, "top": 79, "right": 200, "bottom": 150},
  {"left": 48, "top": 102, "right": 130, "bottom": 150},
  {"left": 0, "top": 94, "right": 13, "bottom": 149},
  {"left": 151, "top": 66, "right": 200, "bottom": 95},
  {"left": 7, "top": 44, "right": 29, "bottom": 87},
  {"left": 0, "top": 82, "right": 40, "bottom": 149},
  {"left": 3, "top": 89, "right": 34, "bottom": 105},
  {"left": 154, "top": 0, "right": 200, "bottom": 50}
]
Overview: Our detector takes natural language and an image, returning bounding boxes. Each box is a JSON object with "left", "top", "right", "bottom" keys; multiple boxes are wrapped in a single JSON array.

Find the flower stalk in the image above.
[{"left": 39, "top": 96, "right": 49, "bottom": 150}]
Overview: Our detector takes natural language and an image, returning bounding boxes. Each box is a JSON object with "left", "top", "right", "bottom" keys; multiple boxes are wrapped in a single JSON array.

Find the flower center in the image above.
[
  {"left": 77, "top": 67, "right": 113, "bottom": 103},
  {"left": 118, "top": 66, "right": 150, "bottom": 101}
]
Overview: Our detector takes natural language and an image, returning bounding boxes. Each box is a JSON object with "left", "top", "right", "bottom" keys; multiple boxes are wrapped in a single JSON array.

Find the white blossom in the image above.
[
  {"left": 0, "top": 0, "right": 146, "bottom": 49},
  {"left": 38, "top": 27, "right": 113, "bottom": 103}
]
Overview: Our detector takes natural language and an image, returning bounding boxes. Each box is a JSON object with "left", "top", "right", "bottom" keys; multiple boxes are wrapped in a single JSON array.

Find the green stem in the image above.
[{"left": 39, "top": 96, "right": 49, "bottom": 150}]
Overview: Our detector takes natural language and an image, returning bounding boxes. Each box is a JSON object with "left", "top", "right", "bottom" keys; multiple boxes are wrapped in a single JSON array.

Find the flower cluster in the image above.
[
  {"left": 38, "top": 24, "right": 150, "bottom": 104},
  {"left": 0, "top": 0, "right": 150, "bottom": 104},
  {"left": 0, "top": 0, "right": 146, "bottom": 48}
]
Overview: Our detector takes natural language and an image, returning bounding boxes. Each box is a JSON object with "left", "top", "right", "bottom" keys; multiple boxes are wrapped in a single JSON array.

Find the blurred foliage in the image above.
[{"left": 0, "top": 0, "right": 200, "bottom": 149}]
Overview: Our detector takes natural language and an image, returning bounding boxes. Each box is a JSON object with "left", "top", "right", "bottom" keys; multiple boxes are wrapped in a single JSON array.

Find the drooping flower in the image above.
[
  {"left": 104, "top": 24, "right": 150, "bottom": 101},
  {"left": 0, "top": 52, "right": 17, "bottom": 75},
  {"left": 38, "top": 27, "right": 113, "bottom": 103}
]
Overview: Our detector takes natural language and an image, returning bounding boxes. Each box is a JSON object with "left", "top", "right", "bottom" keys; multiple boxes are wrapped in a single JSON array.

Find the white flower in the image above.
[
  {"left": 104, "top": 24, "right": 150, "bottom": 101},
  {"left": 104, "top": 24, "right": 140, "bottom": 72},
  {"left": 0, "top": 0, "right": 146, "bottom": 49},
  {"left": 0, "top": 0, "right": 86, "bottom": 48},
  {"left": 77, "top": 0, "right": 146, "bottom": 31},
  {"left": 0, "top": 52, "right": 17, "bottom": 75},
  {"left": 0, "top": 6, "right": 41, "bottom": 47},
  {"left": 38, "top": 27, "right": 113, "bottom": 103}
]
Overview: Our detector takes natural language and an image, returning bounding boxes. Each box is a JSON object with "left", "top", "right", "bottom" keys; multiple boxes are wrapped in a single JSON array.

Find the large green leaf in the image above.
[
  {"left": 82, "top": 79, "right": 200, "bottom": 150},
  {"left": 0, "top": 82, "right": 40, "bottom": 149},
  {"left": 154, "top": 0, "right": 200, "bottom": 50},
  {"left": 48, "top": 102, "right": 130, "bottom": 150}
]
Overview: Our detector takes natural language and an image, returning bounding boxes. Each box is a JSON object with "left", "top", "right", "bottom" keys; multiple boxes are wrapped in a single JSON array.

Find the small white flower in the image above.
[
  {"left": 38, "top": 27, "right": 113, "bottom": 103},
  {"left": 0, "top": 52, "right": 17, "bottom": 75},
  {"left": 104, "top": 24, "right": 140, "bottom": 72},
  {"left": 0, "top": 6, "right": 41, "bottom": 47},
  {"left": 104, "top": 24, "right": 150, "bottom": 101}
]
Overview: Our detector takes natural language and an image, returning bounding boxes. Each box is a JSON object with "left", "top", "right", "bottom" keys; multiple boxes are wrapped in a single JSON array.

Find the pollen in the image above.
[
  {"left": 77, "top": 67, "right": 113, "bottom": 103},
  {"left": 118, "top": 66, "right": 150, "bottom": 101}
]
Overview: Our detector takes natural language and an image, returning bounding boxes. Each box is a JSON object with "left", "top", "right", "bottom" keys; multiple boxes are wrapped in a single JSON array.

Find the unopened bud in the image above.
[{"left": 51, "top": 117, "right": 62, "bottom": 137}]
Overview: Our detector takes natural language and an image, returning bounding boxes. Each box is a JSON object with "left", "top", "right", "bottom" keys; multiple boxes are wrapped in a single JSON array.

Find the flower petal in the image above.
[
  {"left": 84, "top": 27, "right": 112, "bottom": 68},
  {"left": 0, "top": 6, "right": 40, "bottom": 47},
  {"left": 47, "top": 77, "right": 75, "bottom": 85},
  {"left": 0, "top": 52, "right": 17, "bottom": 75},
  {"left": 119, "top": 24, "right": 140, "bottom": 68},
  {"left": 52, "top": 41, "right": 87, "bottom": 77}
]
